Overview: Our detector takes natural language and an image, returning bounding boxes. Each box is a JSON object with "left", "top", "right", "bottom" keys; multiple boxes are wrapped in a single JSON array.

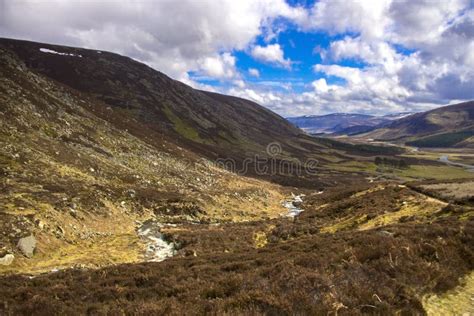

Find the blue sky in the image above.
[{"left": 1, "top": 0, "right": 473, "bottom": 116}]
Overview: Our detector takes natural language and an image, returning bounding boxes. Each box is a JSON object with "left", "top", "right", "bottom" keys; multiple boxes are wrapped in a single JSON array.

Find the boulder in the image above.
[
  {"left": 17, "top": 235, "right": 36, "bottom": 258},
  {"left": 0, "top": 254, "right": 14, "bottom": 266}
]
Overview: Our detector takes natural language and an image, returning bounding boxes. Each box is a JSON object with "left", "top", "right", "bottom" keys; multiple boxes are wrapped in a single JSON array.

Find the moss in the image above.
[
  {"left": 0, "top": 154, "right": 21, "bottom": 170},
  {"left": 217, "top": 130, "right": 237, "bottom": 144},
  {"left": 55, "top": 164, "right": 96, "bottom": 182},
  {"left": 253, "top": 225, "right": 275, "bottom": 248},
  {"left": 253, "top": 231, "right": 268, "bottom": 248},
  {"left": 359, "top": 198, "right": 445, "bottom": 230}
]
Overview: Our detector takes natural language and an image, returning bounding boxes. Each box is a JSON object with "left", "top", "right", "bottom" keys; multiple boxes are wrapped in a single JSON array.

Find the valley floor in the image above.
[{"left": 1, "top": 177, "right": 473, "bottom": 315}]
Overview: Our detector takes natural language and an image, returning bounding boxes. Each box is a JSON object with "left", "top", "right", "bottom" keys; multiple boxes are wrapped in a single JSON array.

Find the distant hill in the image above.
[
  {"left": 287, "top": 112, "right": 413, "bottom": 135},
  {"left": 362, "top": 101, "right": 474, "bottom": 148}
]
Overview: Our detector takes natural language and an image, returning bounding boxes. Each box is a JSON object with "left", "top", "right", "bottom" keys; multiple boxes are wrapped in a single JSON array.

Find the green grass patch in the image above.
[
  {"left": 163, "top": 105, "right": 202, "bottom": 142},
  {"left": 327, "top": 161, "right": 377, "bottom": 173},
  {"left": 395, "top": 165, "right": 474, "bottom": 180}
]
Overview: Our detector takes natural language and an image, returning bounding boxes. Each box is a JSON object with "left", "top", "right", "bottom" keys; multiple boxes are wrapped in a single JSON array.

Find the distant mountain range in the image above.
[
  {"left": 287, "top": 112, "right": 413, "bottom": 135},
  {"left": 288, "top": 101, "right": 474, "bottom": 148},
  {"left": 362, "top": 101, "right": 474, "bottom": 148}
]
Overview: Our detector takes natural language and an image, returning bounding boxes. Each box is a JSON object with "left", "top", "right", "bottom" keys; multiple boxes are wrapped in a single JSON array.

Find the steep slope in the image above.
[
  {"left": 0, "top": 38, "right": 324, "bottom": 163},
  {"left": 363, "top": 101, "right": 474, "bottom": 147},
  {"left": 0, "top": 47, "right": 288, "bottom": 274}
]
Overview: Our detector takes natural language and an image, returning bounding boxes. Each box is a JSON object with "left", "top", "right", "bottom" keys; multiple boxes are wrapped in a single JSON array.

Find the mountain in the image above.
[
  {"left": 287, "top": 112, "right": 413, "bottom": 135},
  {"left": 0, "top": 38, "right": 405, "bottom": 186},
  {"left": 362, "top": 101, "right": 474, "bottom": 148},
  {"left": 0, "top": 38, "right": 324, "bottom": 166}
]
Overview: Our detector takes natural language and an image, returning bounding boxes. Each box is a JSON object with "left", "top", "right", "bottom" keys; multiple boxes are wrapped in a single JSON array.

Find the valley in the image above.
[{"left": 0, "top": 38, "right": 473, "bottom": 315}]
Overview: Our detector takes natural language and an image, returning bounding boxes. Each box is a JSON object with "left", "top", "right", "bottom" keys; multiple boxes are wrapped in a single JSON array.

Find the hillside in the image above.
[
  {"left": 1, "top": 182, "right": 473, "bottom": 314},
  {"left": 0, "top": 38, "right": 326, "bottom": 165},
  {"left": 0, "top": 45, "right": 302, "bottom": 274},
  {"left": 362, "top": 101, "right": 474, "bottom": 147},
  {"left": 0, "top": 38, "right": 409, "bottom": 187}
]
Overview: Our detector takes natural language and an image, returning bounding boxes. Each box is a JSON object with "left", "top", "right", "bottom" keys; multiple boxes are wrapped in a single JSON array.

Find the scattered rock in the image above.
[
  {"left": 379, "top": 230, "right": 394, "bottom": 237},
  {"left": 0, "top": 254, "right": 14, "bottom": 266},
  {"left": 55, "top": 226, "right": 65, "bottom": 238},
  {"left": 17, "top": 235, "right": 36, "bottom": 258},
  {"left": 35, "top": 219, "right": 47, "bottom": 230},
  {"left": 184, "top": 249, "right": 197, "bottom": 257},
  {"left": 292, "top": 200, "right": 302, "bottom": 207},
  {"left": 69, "top": 208, "right": 78, "bottom": 218},
  {"left": 125, "top": 189, "right": 136, "bottom": 198}
]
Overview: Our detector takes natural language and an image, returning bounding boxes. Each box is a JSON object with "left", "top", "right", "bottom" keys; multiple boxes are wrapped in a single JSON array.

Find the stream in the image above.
[
  {"left": 282, "top": 194, "right": 305, "bottom": 217},
  {"left": 137, "top": 220, "right": 176, "bottom": 262},
  {"left": 136, "top": 193, "right": 310, "bottom": 261},
  {"left": 439, "top": 155, "right": 474, "bottom": 172}
]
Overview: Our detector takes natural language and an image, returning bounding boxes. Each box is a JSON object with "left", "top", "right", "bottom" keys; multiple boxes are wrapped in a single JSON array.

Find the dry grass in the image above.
[
  {"left": 423, "top": 271, "right": 474, "bottom": 315},
  {"left": 421, "top": 181, "right": 474, "bottom": 200},
  {"left": 358, "top": 195, "right": 446, "bottom": 230},
  {"left": 1, "top": 216, "right": 472, "bottom": 315},
  {"left": 0, "top": 201, "right": 148, "bottom": 275}
]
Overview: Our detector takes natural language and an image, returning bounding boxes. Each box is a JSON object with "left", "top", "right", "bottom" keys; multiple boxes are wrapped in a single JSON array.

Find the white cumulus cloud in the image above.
[
  {"left": 0, "top": 0, "right": 472, "bottom": 116},
  {"left": 250, "top": 43, "right": 292, "bottom": 68}
]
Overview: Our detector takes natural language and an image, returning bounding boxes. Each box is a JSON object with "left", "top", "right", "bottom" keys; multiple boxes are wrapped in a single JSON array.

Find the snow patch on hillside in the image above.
[{"left": 39, "top": 48, "right": 82, "bottom": 57}]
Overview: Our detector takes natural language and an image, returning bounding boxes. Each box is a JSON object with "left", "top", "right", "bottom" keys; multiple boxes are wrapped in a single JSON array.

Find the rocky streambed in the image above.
[
  {"left": 137, "top": 220, "right": 176, "bottom": 262},
  {"left": 282, "top": 194, "right": 305, "bottom": 217},
  {"left": 135, "top": 194, "right": 309, "bottom": 262}
]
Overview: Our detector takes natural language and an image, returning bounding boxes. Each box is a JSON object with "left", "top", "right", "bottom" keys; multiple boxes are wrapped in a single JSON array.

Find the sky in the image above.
[{"left": 1, "top": 0, "right": 473, "bottom": 117}]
